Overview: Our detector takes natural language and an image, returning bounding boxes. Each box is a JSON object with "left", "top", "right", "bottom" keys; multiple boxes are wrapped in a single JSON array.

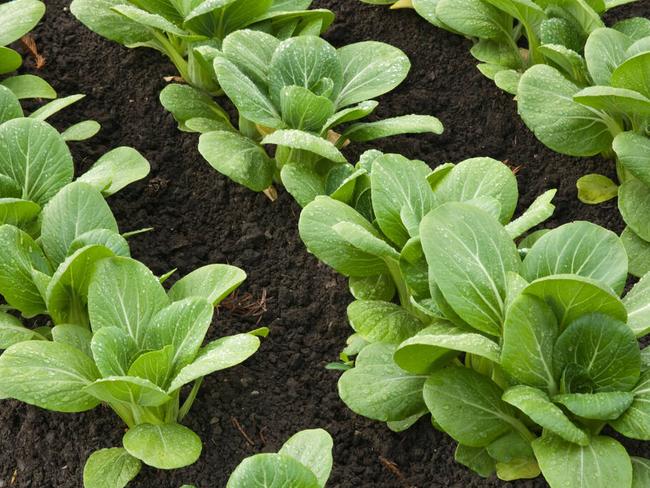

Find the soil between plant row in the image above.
[{"left": 2, "top": 1, "right": 650, "bottom": 487}]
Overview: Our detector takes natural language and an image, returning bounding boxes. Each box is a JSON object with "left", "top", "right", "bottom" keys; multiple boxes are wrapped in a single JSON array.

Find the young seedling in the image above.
[
  {"left": 171, "top": 32, "right": 442, "bottom": 205},
  {"left": 517, "top": 22, "right": 650, "bottom": 276},
  {"left": 0, "top": 256, "right": 263, "bottom": 488}
]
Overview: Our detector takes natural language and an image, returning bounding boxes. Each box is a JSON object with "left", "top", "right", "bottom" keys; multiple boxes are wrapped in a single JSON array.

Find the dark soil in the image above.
[{"left": 1, "top": 1, "right": 649, "bottom": 487}]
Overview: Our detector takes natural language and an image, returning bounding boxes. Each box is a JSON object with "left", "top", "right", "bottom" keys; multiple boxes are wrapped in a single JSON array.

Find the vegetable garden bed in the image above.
[{"left": 1, "top": 0, "right": 650, "bottom": 486}]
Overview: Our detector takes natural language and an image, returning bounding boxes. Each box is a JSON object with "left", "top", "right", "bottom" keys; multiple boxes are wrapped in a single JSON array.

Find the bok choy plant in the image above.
[
  {"left": 166, "top": 32, "right": 443, "bottom": 205},
  {"left": 0, "top": 256, "right": 263, "bottom": 488},
  {"left": 517, "top": 22, "right": 650, "bottom": 277},
  {"left": 70, "top": 0, "right": 334, "bottom": 93},
  {"left": 301, "top": 151, "right": 650, "bottom": 487},
  {"left": 360, "top": 0, "right": 640, "bottom": 94}
]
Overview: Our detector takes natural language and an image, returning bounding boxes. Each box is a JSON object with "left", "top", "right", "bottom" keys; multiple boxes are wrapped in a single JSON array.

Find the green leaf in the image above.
[
  {"left": 262, "top": 130, "right": 346, "bottom": 163},
  {"left": 0, "top": 198, "right": 37, "bottom": 227},
  {"left": 619, "top": 179, "right": 650, "bottom": 242},
  {"left": 88, "top": 257, "right": 169, "bottom": 344},
  {"left": 299, "top": 196, "right": 387, "bottom": 277},
  {"left": 111, "top": 4, "right": 187, "bottom": 36},
  {"left": 0, "top": 311, "right": 41, "bottom": 349},
  {"left": 494, "top": 69, "right": 521, "bottom": 95},
  {"left": 577, "top": 173, "right": 619, "bottom": 204},
  {"left": 502, "top": 386, "right": 589, "bottom": 445},
  {"left": 90, "top": 326, "right": 139, "bottom": 377},
  {"left": 221, "top": 30, "right": 279, "bottom": 87},
  {"left": 0, "top": 85, "right": 22, "bottom": 123},
  {"left": 501, "top": 294, "right": 558, "bottom": 391},
  {"left": 423, "top": 366, "right": 516, "bottom": 447},
  {"left": 349, "top": 274, "right": 395, "bottom": 302},
  {"left": 1, "top": 75, "right": 55, "bottom": 100},
  {"left": 370, "top": 154, "right": 435, "bottom": 247},
  {"left": 532, "top": 433, "right": 632, "bottom": 488},
  {"left": 51, "top": 324, "right": 93, "bottom": 358},
  {"left": 436, "top": 0, "right": 511, "bottom": 39},
  {"left": 522, "top": 221, "right": 628, "bottom": 294},
  {"left": 554, "top": 314, "right": 640, "bottom": 392},
  {"left": 614, "top": 132, "right": 650, "bottom": 187},
  {"left": 487, "top": 430, "right": 534, "bottom": 463},
  {"left": 168, "top": 264, "right": 245, "bottom": 306},
  {"left": 625, "top": 273, "right": 650, "bottom": 337},
  {"left": 632, "top": 457, "right": 650, "bottom": 488},
  {"left": 70, "top": 0, "right": 152, "bottom": 45},
  {"left": 40, "top": 182, "right": 118, "bottom": 266},
  {"left": 84, "top": 376, "right": 171, "bottom": 407},
  {"left": 574, "top": 86, "right": 650, "bottom": 117},
  {"left": 168, "top": 333, "right": 260, "bottom": 392},
  {"left": 613, "top": 17, "right": 650, "bottom": 40},
  {"left": 611, "top": 52, "right": 650, "bottom": 99},
  {"left": 0, "top": 0, "right": 45, "bottom": 45},
  {"left": 61, "top": 120, "right": 101, "bottom": 142},
  {"left": 322, "top": 101, "right": 378, "bottom": 133},
  {"left": 420, "top": 203, "right": 521, "bottom": 336},
  {"left": 432, "top": 157, "right": 519, "bottom": 224},
  {"left": 78, "top": 147, "right": 150, "bottom": 196},
  {"left": 198, "top": 130, "right": 275, "bottom": 192},
  {"left": 0, "top": 47, "right": 22, "bottom": 75},
  {"left": 0, "top": 225, "right": 50, "bottom": 317},
  {"left": 0, "top": 118, "right": 73, "bottom": 206},
  {"left": 333, "top": 222, "right": 399, "bottom": 259},
  {"left": 335, "top": 41, "right": 410, "bottom": 108},
  {"left": 143, "top": 298, "right": 213, "bottom": 373},
  {"left": 160, "top": 84, "right": 231, "bottom": 132},
  {"left": 538, "top": 44, "right": 588, "bottom": 84},
  {"left": 280, "top": 163, "right": 325, "bottom": 207},
  {"left": 343, "top": 115, "right": 443, "bottom": 142},
  {"left": 553, "top": 391, "right": 634, "bottom": 420},
  {"left": 495, "top": 458, "right": 540, "bottom": 481},
  {"left": 127, "top": 345, "right": 174, "bottom": 388},
  {"left": 278, "top": 429, "right": 333, "bottom": 487},
  {"left": 280, "top": 85, "right": 334, "bottom": 131},
  {"left": 505, "top": 189, "right": 556, "bottom": 238},
  {"left": 68, "top": 229, "right": 130, "bottom": 258},
  {"left": 226, "top": 453, "right": 320, "bottom": 488},
  {"left": 584, "top": 27, "right": 633, "bottom": 85},
  {"left": 338, "top": 343, "right": 427, "bottom": 422},
  {"left": 523, "top": 275, "right": 627, "bottom": 328},
  {"left": 29, "top": 94, "right": 85, "bottom": 121},
  {"left": 454, "top": 444, "right": 495, "bottom": 478},
  {"left": 0, "top": 340, "right": 100, "bottom": 412},
  {"left": 611, "top": 370, "right": 650, "bottom": 440},
  {"left": 518, "top": 65, "right": 612, "bottom": 157},
  {"left": 622, "top": 227, "right": 650, "bottom": 278},
  {"left": 123, "top": 423, "right": 202, "bottom": 469},
  {"left": 347, "top": 300, "right": 425, "bottom": 345},
  {"left": 83, "top": 448, "right": 141, "bottom": 488}
]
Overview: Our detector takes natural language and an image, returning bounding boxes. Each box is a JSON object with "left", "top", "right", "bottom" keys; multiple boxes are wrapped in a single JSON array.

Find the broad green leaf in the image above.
[
  {"left": 84, "top": 376, "right": 171, "bottom": 407},
  {"left": 111, "top": 4, "right": 187, "bottom": 36},
  {"left": 83, "top": 448, "right": 141, "bottom": 488},
  {"left": 518, "top": 65, "right": 612, "bottom": 157},
  {"left": 0, "top": 47, "right": 22, "bottom": 75},
  {"left": 268, "top": 36, "right": 342, "bottom": 107},
  {"left": 0, "top": 85, "right": 22, "bottom": 123},
  {"left": 280, "top": 85, "right": 334, "bottom": 131},
  {"left": 226, "top": 453, "right": 320, "bottom": 488},
  {"left": 278, "top": 429, "right": 333, "bottom": 487},
  {"left": 88, "top": 257, "right": 169, "bottom": 344},
  {"left": 214, "top": 57, "right": 283, "bottom": 128},
  {"left": 61, "top": 120, "right": 101, "bottom": 142},
  {"left": 333, "top": 222, "right": 399, "bottom": 260},
  {"left": 199, "top": 130, "right": 275, "bottom": 192},
  {"left": 0, "top": 0, "right": 45, "bottom": 45},
  {"left": 395, "top": 322, "right": 498, "bottom": 374},
  {"left": 70, "top": 0, "right": 152, "bottom": 45},
  {"left": 538, "top": 44, "right": 587, "bottom": 84},
  {"left": 553, "top": 391, "right": 634, "bottom": 420},
  {"left": 619, "top": 180, "right": 650, "bottom": 242},
  {"left": 632, "top": 457, "right": 650, "bottom": 488},
  {"left": 51, "top": 324, "right": 93, "bottom": 358},
  {"left": 423, "top": 366, "right": 516, "bottom": 447},
  {"left": 487, "top": 430, "right": 534, "bottom": 463},
  {"left": 168, "top": 264, "right": 245, "bottom": 306},
  {"left": 262, "top": 130, "right": 346, "bottom": 163},
  {"left": 436, "top": 0, "right": 511, "bottom": 39},
  {"left": 614, "top": 132, "right": 650, "bottom": 187},
  {"left": 343, "top": 115, "right": 443, "bottom": 142},
  {"left": 0, "top": 341, "right": 100, "bottom": 412},
  {"left": 0, "top": 198, "right": 40, "bottom": 228},
  {"left": 611, "top": 370, "right": 650, "bottom": 440},
  {"left": 501, "top": 294, "right": 558, "bottom": 391},
  {"left": 502, "top": 386, "right": 588, "bottom": 445},
  {"left": 584, "top": 27, "right": 633, "bottom": 85},
  {"left": 0, "top": 225, "right": 50, "bottom": 317},
  {"left": 611, "top": 52, "right": 650, "bottom": 99},
  {"left": 371, "top": 154, "right": 435, "bottom": 247},
  {"left": 622, "top": 227, "right": 650, "bottom": 278},
  {"left": 575, "top": 86, "right": 650, "bottom": 117},
  {"left": 0, "top": 311, "right": 41, "bottom": 349},
  {"left": 123, "top": 423, "right": 202, "bottom": 469},
  {"left": 554, "top": 314, "right": 640, "bottom": 392},
  {"left": 1, "top": 75, "right": 55, "bottom": 99},
  {"left": 613, "top": 17, "right": 650, "bottom": 39},
  {"left": 420, "top": 203, "right": 521, "bottom": 336},
  {"left": 0, "top": 118, "right": 73, "bottom": 206},
  {"left": 577, "top": 173, "right": 619, "bottom": 204},
  {"left": 68, "top": 229, "right": 130, "bottom": 258},
  {"left": 454, "top": 444, "right": 495, "bottom": 478},
  {"left": 29, "top": 94, "right": 85, "bottom": 121},
  {"left": 625, "top": 273, "right": 650, "bottom": 337},
  {"left": 495, "top": 458, "right": 541, "bottom": 481},
  {"left": 523, "top": 275, "right": 627, "bottom": 328},
  {"left": 160, "top": 84, "right": 231, "bottom": 132},
  {"left": 168, "top": 333, "right": 260, "bottom": 391},
  {"left": 338, "top": 343, "right": 427, "bottom": 421},
  {"left": 494, "top": 69, "right": 521, "bottom": 95},
  {"left": 90, "top": 326, "right": 139, "bottom": 377},
  {"left": 522, "top": 221, "right": 628, "bottom": 294},
  {"left": 78, "top": 147, "right": 150, "bottom": 196},
  {"left": 432, "top": 157, "right": 518, "bottom": 224},
  {"left": 280, "top": 163, "right": 325, "bottom": 207},
  {"left": 532, "top": 433, "right": 632, "bottom": 488},
  {"left": 470, "top": 38, "right": 521, "bottom": 69},
  {"left": 322, "top": 101, "right": 378, "bottom": 134},
  {"left": 347, "top": 300, "right": 425, "bottom": 345},
  {"left": 299, "top": 196, "right": 387, "bottom": 277},
  {"left": 127, "top": 345, "right": 174, "bottom": 388},
  {"left": 335, "top": 41, "right": 410, "bottom": 108},
  {"left": 40, "top": 182, "right": 118, "bottom": 266},
  {"left": 349, "top": 274, "right": 395, "bottom": 302},
  {"left": 221, "top": 30, "right": 279, "bottom": 87},
  {"left": 143, "top": 298, "right": 212, "bottom": 373},
  {"left": 505, "top": 189, "right": 556, "bottom": 238}
]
